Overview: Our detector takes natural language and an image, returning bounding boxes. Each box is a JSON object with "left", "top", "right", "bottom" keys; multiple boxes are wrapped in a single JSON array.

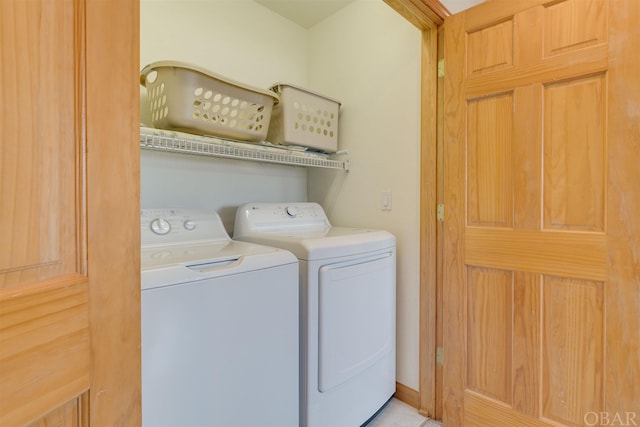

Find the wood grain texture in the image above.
[
  {"left": 441, "top": 9, "right": 466, "bottom": 427},
  {"left": 419, "top": 0, "right": 450, "bottom": 21},
  {"left": 444, "top": 0, "right": 639, "bottom": 425},
  {"left": 542, "top": 276, "right": 604, "bottom": 425},
  {"left": 1, "top": 0, "right": 141, "bottom": 425},
  {"left": 0, "top": 1, "right": 90, "bottom": 425},
  {"left": 513, "top": 84, "right": 542, "bottom": 231},
  {"left": 604, "top": 0, "right": 640, "bottom": 415},
  {"left": 464, "top": 0, "right": 548, "bottom": 32},
  {"left": 465, "top": 44, "right": 608, "bottom": 100},
  {"left": 418, "top": 22, "right": 440, "bottom": 420},
  {"left": 0, "top": 278, "right": 89, "bottom": 426},
  {"left": 466, "top": 267, "right": 512, "bottom": 404},
  {"left": 85, "top": 0, "right": 141, "bottom": 425},
  {"left": 465, "top": 228, "right": 607, "bottom": 281},
  {"left": 467, "top": 19, "right": 513, "bottom": 76},
  {"left": 465, "top": 390, "right": 553, "bottom": 427},
  {"left": 513, "top": 6, "right": 542, "bottom": 68},
  {"left": 383, "top": 0, "right": 447, "bottom": 29},
  {"left": 467, "top": 93, "right": 513, "bottom": 227},
  {"left": 543, "top": 73, "right": 607, "bottom": 232},
  {"left": 0, "top": 0, "right": 80, "bottom": 290},
  {"left": 544, "top": 0, "right": 607, "bottom": 57},
  {"left": 512, "top": 272, "right": 540, "bottom": 417},
  {"left": 396, "top": 382, "right": 421, "bottom": 409},
  {"left": 433, "top": 24, "right": 445, "bottom": 422},
  {"left": 27, "top": 393, "right": 88, "bottom": 427}
]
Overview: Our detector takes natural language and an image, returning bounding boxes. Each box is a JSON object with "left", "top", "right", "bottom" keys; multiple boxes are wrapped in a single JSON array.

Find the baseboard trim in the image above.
[{"left": 395, "top": 382, "right": 420, "bottom": 409}]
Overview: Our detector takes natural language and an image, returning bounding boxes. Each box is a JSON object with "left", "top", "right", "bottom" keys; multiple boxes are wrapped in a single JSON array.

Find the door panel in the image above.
[
  {"left": 0, "top": 0, "right": 80, "bottom": 289},
  {"left": 466, "top": 267, "right": 512, "bottom": 404},
  {"left": 443, "top": 0, "right": 640, "bottom": 425},
  {"left": 542, "top": 276, "right": 604, "bottom": 425},
  {"left": 543, "top": 0, "right": 607, "bottom": 57},
  {"left": 467, "top": 93, "right": 513, "bottom": 227},
  {"left": 0, "top": 0, "right": 140, "bottom": 425},
  {"left": 543, "top": 74, "right": 606, "bottom": 232},
  {"left": 0, "top": 1, "right": 89, "bottom": 424},
  {"left": 467, "top": 20, "right": 513, "bottom": 76}
]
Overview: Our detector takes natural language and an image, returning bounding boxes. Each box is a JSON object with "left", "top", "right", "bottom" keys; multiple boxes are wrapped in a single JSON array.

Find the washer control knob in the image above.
[
  {"left": 183, "top": 219, "right": 197, "bottom": 230},
  {"left": 150, "top": 218, "right": 171, "bottom": 235},
  {"left": 285, "top": 206, "right": 299, "bottom": 218}
]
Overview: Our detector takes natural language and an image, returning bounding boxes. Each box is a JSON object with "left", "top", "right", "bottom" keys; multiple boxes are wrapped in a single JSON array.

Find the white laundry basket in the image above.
[
  {"left": 140, "top": 61, "right": 279, "bottom": 142},
  {"left": 267, "top": 83, "right": 341, "bottom": 153}
]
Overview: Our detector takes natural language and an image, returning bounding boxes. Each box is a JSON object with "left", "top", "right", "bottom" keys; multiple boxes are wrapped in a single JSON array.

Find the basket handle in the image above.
[{"left": 140, "top": 64, "right": 155, "bottom": 87}]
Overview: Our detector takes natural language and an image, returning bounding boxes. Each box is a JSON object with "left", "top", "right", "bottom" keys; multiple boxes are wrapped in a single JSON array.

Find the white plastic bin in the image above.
[{"left": 267, "top": 83, "right": 341, "bottom": 153}]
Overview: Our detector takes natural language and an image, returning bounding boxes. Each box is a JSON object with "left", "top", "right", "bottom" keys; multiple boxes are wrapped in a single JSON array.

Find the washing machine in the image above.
[
  {"left": 141, "top": 208, "right": 299, "bottom": 427},
  {"left": 233, "top": 202, "right": 396, "bottom": 427}
]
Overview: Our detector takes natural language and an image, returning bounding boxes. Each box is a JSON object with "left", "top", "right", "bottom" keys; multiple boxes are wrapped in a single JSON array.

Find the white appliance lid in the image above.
[
  {"left": 141, "top": 239, "right": 282, "bottom": 270},
  {"left": 235, "top": 227, "right": 394, "bottom": 261},
  {"left": 234, "top": 203, "right": 396, "bottom": 260}
]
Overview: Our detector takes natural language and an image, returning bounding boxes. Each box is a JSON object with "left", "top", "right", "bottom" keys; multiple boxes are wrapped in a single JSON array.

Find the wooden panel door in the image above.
[
  {"left": 443, "top": 0, "right": 640, "bottom": 426},
  {"left": 0, "top": 0, "right": 140, "bottom": 425}
]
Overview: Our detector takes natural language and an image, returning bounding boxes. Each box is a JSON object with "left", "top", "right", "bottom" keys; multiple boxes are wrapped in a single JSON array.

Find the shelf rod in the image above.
[{"left": 139, "top": 131, "right": 349, "bottom": 171}]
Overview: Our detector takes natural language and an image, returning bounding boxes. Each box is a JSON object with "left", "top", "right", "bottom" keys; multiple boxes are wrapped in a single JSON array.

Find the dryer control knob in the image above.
[
  {"left": 150, "top": 218, "right": 171, "bottom": 235},
  {"left": 183, "top": 220, "right": 197, "bottom": 230},
  {"left": 285, "top": 206, "right": 299, "bottom": 218}
]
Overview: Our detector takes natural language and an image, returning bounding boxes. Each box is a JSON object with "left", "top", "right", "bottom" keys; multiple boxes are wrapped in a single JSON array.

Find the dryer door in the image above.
[{"left": 317, "top": 251, "right": 396, "bottom": 392}]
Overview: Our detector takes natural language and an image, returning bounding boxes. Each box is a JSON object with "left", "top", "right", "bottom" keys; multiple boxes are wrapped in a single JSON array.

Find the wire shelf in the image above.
[{"left": 139, "top": 129, "right": 349, "bottom": 171}]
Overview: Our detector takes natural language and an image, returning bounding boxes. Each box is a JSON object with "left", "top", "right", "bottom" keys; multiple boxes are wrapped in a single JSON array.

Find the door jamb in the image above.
[{"left": 383, "top": 0, "right": 448, "bottom": 419}]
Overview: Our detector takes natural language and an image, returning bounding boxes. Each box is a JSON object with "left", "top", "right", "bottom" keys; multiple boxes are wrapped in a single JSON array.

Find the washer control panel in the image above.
[{"left": 141, "top": 209, "right": 230, "bottom": 246}]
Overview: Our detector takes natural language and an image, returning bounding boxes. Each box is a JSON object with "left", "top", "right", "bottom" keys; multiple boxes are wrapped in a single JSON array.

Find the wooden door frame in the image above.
[
  {"left": 383, "top": 0, "right": 449, "bottom": 419},
  {"left": 85, "top": 0, "right": 141, "bottom": 424}
]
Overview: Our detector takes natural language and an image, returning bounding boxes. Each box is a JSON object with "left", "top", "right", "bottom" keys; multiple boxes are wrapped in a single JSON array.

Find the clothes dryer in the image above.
[
  {"left": 234, "top": 202, "right": 396, "bottom": 427},
  {"left": 141, "top": 208, "right": 299, "bottom": 427}
]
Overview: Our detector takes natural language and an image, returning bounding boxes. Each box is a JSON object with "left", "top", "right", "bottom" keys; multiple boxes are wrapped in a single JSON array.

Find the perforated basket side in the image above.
[
  {"left": 267, "top": 84, "right": 340, "bottom": 152},
  {"left": 141, "top": 62, "right": 277, "bottom": 142}
]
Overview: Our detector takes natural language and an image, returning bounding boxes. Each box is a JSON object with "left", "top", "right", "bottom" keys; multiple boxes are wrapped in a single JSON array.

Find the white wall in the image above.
[
  {"left": 140, "top": 151, "right": 307, "bottom": 231},
  {"left": 140, "top": 0, "right": 423, "bottom": 391},
  {"left": 307, "top": 0, "right": 422, "bottom": 390},
  {"left": 140, "top": 0, "right": 308, "bottom": 89}
]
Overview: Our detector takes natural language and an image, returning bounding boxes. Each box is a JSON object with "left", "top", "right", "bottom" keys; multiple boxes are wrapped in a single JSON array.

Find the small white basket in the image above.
[
  {"left": 267, "top": 83, "right": 341, "bottom": 153},
  {"left": 140, "top": 61, "right": 279, "bottom": 142}
]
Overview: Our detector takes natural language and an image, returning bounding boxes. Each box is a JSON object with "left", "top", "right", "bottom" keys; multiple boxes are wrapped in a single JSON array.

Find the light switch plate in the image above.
[{"left": 381, "top": 191, "right": 392, "bottom": 211}]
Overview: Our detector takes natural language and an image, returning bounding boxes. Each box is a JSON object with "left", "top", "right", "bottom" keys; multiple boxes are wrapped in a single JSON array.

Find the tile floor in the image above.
[{"left": 364, "top": 398, "right": 442, "bottom": 427}]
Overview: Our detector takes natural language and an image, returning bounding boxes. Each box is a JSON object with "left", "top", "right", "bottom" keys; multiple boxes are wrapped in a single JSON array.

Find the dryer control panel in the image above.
[{"left": 234, "top": 202, "right": 331, "bottom": 234}]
